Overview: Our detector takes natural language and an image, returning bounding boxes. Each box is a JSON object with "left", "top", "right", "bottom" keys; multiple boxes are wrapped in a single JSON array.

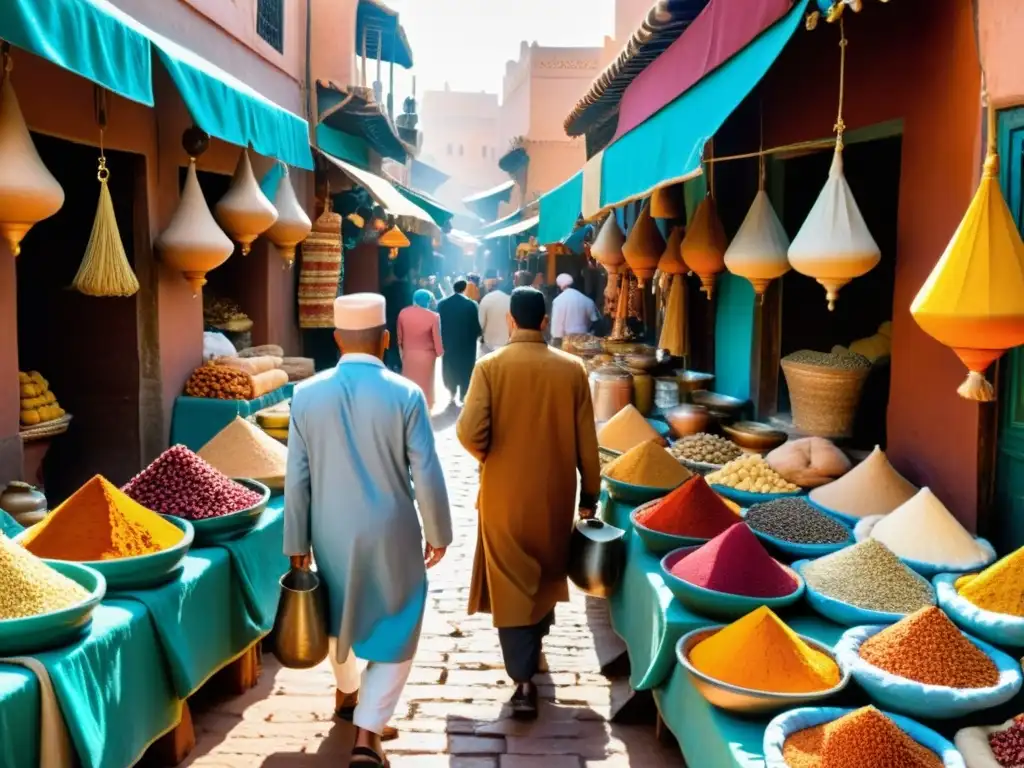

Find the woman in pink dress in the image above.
[{"left": 398, "top": 289, "right": 444, "bottom": 408}]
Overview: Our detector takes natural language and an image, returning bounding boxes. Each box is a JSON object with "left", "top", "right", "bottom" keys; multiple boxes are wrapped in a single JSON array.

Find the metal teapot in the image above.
[
  {"left": 568, "top": 518, "right": 627, "bottom": 598},
  {"left": 0, "top": 482, "right": 47, "bottom": 527},
  {"left": 273, "top": 568, "right": 330, "bottom": 669}
]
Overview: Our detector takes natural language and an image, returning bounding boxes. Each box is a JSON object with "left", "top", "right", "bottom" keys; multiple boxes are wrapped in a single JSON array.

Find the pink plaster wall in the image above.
[
  {"left": 979, "top": 0, "right": 1024, "bottom": 108},
  {"left": 310, "top": 0, "right": 358, "bottom": 89}
]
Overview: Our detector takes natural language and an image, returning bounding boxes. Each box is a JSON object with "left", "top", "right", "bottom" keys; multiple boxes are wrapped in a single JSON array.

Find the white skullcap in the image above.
[
  {"left": 334, "top": 293, "right": 386, "bottom": 330},
  {"left": 556, "top": 273, "right": 574, "bottom": 289}
]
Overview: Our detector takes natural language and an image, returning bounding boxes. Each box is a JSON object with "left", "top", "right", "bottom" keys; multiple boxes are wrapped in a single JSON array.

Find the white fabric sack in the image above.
[
  {"left": 935, "top": 573, "right": 1024, "bottom": 649},
  {"left": 955, "top": 721, "right": 1014, "bottom": 768},
  {"left": 724, "top": 189, "right": 790, "bottom": 283},
  {"left": 203, "top": 331, "right": 236, "bottom": 361}
]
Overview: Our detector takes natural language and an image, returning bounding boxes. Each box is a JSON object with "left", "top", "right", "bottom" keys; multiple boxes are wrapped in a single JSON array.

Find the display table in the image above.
[
  {"left": 0, "top": 668, "right": 40, "bottom": 767},
  {"left": 170, "top": 386, "right": 293, "bottom": 451}
]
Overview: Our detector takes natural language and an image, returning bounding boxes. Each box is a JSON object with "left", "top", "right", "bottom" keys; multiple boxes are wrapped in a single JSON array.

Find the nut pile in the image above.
[
  {"left": 123, "top": 445, "right": 263, "bottom": 521},
  {"left": 783, "top": 349, "right": 871, "bottom": 370},
  {"left": 706, "top": 455, "right": 799, "bottom": 494},
  {"left": 669, "top": 433, "right": 742, "bottom": 465},
  {"left": 185, "top": 363, "right": 254, "bottom": 400},
  {"left": 0, "top": 534, "right": 90, "bottom": 619},
  {"left": 802, "top": 539, "right": 935, "bottom": 614},
  {"left": 989, "top": 717, "right": 1024, "bottom": 767},
  {"left": 745, "top": 498, "right": 850, "bottom": 545}
]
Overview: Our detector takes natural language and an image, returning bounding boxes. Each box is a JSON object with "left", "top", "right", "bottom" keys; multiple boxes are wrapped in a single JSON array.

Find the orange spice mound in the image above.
[
  {"left": 603, "top": 440, "right": 691, "bottom": 489},
  {"left": 859, "top": 606, "right": 999, "bottom": 688},
  {"left": 598, "top": 404, "right": 663, "bottom": 453},
  {"left": 634, "top": 475, "right": 739, "bottom": 538},
  {"left": 21, "top": 475, "right": 184, "bottom": 561},
  {"left": 782, "top": 706, "right": 943, "bottom": 768}
]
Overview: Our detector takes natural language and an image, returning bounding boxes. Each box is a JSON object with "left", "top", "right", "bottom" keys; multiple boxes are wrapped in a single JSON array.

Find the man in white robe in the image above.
[{"left": 285, "top": 293, "right": 453, "bottom": 766}]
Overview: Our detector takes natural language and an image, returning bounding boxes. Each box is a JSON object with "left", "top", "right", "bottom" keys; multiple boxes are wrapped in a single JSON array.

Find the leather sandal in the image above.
[
  {"left": 351, "top": 745, "right": 389, "bottom": 767},
  {"left": 334, "top": 690, "right": 399, "bottom": 740}
]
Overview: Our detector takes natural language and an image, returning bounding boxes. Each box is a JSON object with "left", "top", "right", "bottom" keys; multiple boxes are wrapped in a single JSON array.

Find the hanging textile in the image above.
[{"left": 298, "top": 199, "right": 343, "bottom": 329}]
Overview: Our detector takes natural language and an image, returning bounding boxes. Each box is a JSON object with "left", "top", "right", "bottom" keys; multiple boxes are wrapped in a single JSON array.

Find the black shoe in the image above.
[
  {"left": 509, "top": 682, "right": 538, "bottom": 721},
  {"left": 335, "top": 690, "right": 399, "bottom": 740}
]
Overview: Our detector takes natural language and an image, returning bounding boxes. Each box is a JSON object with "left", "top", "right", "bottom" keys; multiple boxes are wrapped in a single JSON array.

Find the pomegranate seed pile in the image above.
[
  {"left": 990, "top": 717, "right": 1024, "bottom": 767},
  {"left": 122, "top": 444, "right": 262, "bottom": 521}
]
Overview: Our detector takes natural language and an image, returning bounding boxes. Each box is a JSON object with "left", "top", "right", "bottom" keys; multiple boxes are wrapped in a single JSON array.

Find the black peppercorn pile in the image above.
[{"left": 745, "top": 497, "right": 850, "bottom": 545}]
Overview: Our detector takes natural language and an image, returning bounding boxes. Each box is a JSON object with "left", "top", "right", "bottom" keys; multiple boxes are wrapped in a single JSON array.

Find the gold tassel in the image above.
[
  {"left": 957, "top": 371, "right": 995, "bottom": 402},
  {"left": 72, "top": 156, "right": 139, "bottom": 297}
]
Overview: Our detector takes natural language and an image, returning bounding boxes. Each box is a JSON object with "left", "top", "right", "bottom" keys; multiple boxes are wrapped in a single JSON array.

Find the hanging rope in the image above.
[{"left": 834, "top": 18, "right": 848, "bottom": 149}]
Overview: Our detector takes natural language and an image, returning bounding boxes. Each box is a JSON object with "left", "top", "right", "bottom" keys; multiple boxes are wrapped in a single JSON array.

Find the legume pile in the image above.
[
  {"left": 603, "top": 440, "right": 691, "bottom": 490},
  {"left": 669, "top": 523, "right": 797, "bottom": 598},
  {"left": 957, "top": 545, "right": 1024, "bottom": 617},
  {"left": 689, "top": 606, "right": 840, "bottom": 694},
  {"left": 859, "top": 606, "right": 999, "bottom": 688},
  {"left": 989, "top": 715, "right": 1024, "bottom": 767},
  {"left": 0, "top": 534, "right": 90, "bottom": 619},
  {"left": 783, "top": 349, "right": 872, "bottom": 370},
  {"left": 668, "top": 433, "right": 742, "bottom": 465},
  {"left": 706, "top": 455, "right": 800, "bottom": 494},
  {"left": 745, "top": 497, "right": 850, "bottom": 545},
  {"left": 782, "top": 706, "right": 943, "bottom": 768},
  {"left": 801, "top": 539, "right": 935, "bottom": 614},
  {"left": 123, "top": 445, "right": 263, "bottom": 521},
  {"left": 633, "top": 475, "right": 739, "bottom": 539}
]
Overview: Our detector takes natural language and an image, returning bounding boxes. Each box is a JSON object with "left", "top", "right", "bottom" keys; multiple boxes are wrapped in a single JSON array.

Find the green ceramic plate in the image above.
[
  {"left": 0, "top": 560, "right": 106, "bottom": 654},
  {"left": 187, "top": 479, "right": 270, "bottom": 546}
]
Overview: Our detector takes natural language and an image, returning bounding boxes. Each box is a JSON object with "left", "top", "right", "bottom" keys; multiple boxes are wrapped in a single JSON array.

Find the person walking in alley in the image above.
[
  {"left": 437, "top": 278, "right": 482, "bottom": 407},
  {"left": 456, "top": 287, "right": 601, "bottom": 719},
  {"left": 550, "top": 273, "right": 599, "bottom": 348},
  {"left": 478, "top": 276, "right": 512, "bottom": 356},
  {"left": 398, "top": 289, "right": 444, "bottom": 409},
  {"left": 284, "top": 294, "right": 452, "bottom": 766}
]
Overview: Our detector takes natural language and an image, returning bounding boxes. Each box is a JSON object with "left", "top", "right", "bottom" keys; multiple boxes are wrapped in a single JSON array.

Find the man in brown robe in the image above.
[{"left": 456, "top": 287, "right": 601, "bottom": 719}]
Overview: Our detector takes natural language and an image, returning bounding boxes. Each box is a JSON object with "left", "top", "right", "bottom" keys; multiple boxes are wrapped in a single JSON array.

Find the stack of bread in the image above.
[
  {"left": 19, "top": 371, "right": 65, "bottom": 427},
  {"left": 256, "top": 402, "right": 289, "bottom": 442}
]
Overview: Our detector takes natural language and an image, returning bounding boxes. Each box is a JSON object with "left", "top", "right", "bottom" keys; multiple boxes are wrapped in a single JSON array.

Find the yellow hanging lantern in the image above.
[
  {"left": 379, "top": 221, "right": 410, "bottom": 259},
  {"left": 215, "top": 148, "right": 278, "bottom": 255},
  {"left": 266, "top": 165, "right": 311, "bottom": 266},
  {"left": 658, "top": 226, "right": 687, "bottom": 276},
  {"left": 787, "top": 20, "right": 880, "bottom": 311},
  {"left": 724, "top": 158, "right": 790, "bottom": 298},
  {"left": 0, "top": 67, "right": 64, "bottom": 256},
  {"left": 651, "top": 184, "right": 683, "bottom": 220},
  {"left": 680, "top": 195, "right": 727, "bottom": 299},
  {"left": 911, "top": 104, "right": 1024, "bottom": 402},
  {"left": 622, "top": 201, "right": 663, "bottom": 287},
  {"left": 592, "top": 214, "right": 626, "bottom": 306}
]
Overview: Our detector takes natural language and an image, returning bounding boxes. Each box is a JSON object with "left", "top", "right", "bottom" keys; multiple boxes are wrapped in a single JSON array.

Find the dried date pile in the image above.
[{"left": 184, "top": 363, "right": 254, "bottom": 400}]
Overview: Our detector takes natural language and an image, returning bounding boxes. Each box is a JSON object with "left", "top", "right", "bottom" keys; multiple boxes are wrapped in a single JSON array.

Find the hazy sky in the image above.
[{"left": 381, "top": 0, "right": 615, "bottom": 98}]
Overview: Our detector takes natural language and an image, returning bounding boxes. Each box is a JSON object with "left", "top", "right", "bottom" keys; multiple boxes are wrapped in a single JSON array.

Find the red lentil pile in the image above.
[
  {"left": 989, "top": 716, "right": 1024, "bottom": 767},
  {"left": 122, "top": 444, "right": 262, "bottom": 521},
  {"left": 782, "top": 706, "right": 943, "bottom": 768},
  {"left": 858, "top": 606, "right": 999, "bottom": 688}
]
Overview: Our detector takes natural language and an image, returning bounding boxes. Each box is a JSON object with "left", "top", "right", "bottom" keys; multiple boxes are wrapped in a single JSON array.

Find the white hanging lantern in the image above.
[
  {"left": 724, "top": 188, "right": 790, "bottom": 298},
  {"left": 266, "top": 165, "right": 311, "bottom": 267},
  {"left": 215, "top": 148, "right": 278, "bottom": 255}
]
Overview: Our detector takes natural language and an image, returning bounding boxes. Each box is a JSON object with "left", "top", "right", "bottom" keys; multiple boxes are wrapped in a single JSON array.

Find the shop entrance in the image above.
[{"left": 16, "top": 134, "right": 143, "bottom": 502}]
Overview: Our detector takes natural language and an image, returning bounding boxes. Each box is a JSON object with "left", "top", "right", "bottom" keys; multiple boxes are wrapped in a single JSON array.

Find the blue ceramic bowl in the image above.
[
  {"left": 793, "top": 559, "right": 935, "bottom": 627},
  {"left": 602, "top": 476, "right": 680, "bottom": 505},
  {"left": 0, "top": 560, "right": 106, "bottom": 654},
  {"left": 740, "top": 508, "right": 853, "bottom": 561},
  {"left": 710, "top": 485, "right": 804, "bottom": 507},
  {"left": 187, "top": 479, "right": 270, "bottom": 546},
  {"left": 935, "top": 572, "right": 1024, "bottom": 649},
  {"left": 661, "top": 546, "right": 804, "bottom": 621},
  {"left": 805, "top": 496, "right": 868, "bottom": 528},
  {"left": 853, "top": 516, "right": 997, "bottom": 577}
]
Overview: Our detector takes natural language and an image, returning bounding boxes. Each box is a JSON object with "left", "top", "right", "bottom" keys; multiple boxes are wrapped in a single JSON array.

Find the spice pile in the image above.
[
  {"left": 706, "top": 455, "right": 799, "bottom": 494},
  {"left": 783, "top": 349, "right": 872, "bottom": 370},
  {"left": 598, "top": 404, "right": 663, "bottom": 453},
  {"left": 669, "top": 523, "right": 798, "bottom": 598},
  {"left": 21, "top": 476, "right": 184, "bottom": 560},
  {"left": 989, "top": 716, "right": 1024, "bottom": 767},
  {"left": 869, "top": 487, "right": 989, "bottom": 568},
  {"left": 957, "top": 546, "right": 1024, "bottom": 617},
  {"left": 123, "top": 445, "right": 263, "bottom": 521},
  {"left": 802, "top": 540, "right": 935, "bottom": 614},
  {"left": 745, "top": 498, "right": 850, "bottom": 545},
  {"left": 782, "top": 706, "right": 943, "bottom": 768},
  {"left": 689, "top": 606, "right": 840, "bottom": 694},
  {"left": 668, "top": 433, "right": 742, "bottom": 465},
  {"left": 859, "top": 606, "right": 999, "bottom": 688},
  {"left": 198, "top": 417, "right": 287, "bottom": 489},
  {"left": 0, "top": 534, "right": 90, "bottom": 619},
  {"left": 634, "top": 476, "right": 739, "bottom": 539},
  {"left": 603, "top": 440, "right": 691, "bottom": 490},
  {"left": 809, "top": 446, "right": 917, "bottom": 519}
]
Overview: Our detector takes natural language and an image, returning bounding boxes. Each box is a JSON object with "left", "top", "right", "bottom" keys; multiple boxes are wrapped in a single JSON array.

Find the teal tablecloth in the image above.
[
  {"left": 0, "top": 667, "right": 39, "bottom": 768},
  {"left": 169, "top": 385, "right": 293, "bottom": 451}
]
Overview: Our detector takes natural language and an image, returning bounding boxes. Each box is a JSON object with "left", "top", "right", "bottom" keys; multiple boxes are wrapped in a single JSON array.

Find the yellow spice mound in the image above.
[
  {"left": 0, "top": 534, "right": 90, "bottom": 619},
  {"left": 957, "top": 545, "right": 1024, "bottom": 617},
  {"left": 689, "top": 606, "right": 840, "bottom": 694},
  {"left": 598, "top": 404, "right": 662, "bottom": 453},
  {"left": 604, "top": 440, "right": 691, "bottom": 489},
  {"left": 199, "top": 416, "right": 287, "bottom": 489}
]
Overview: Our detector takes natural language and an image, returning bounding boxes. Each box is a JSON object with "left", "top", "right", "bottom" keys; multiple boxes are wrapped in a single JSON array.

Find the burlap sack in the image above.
[{"left": 766, "top": 437, "right": 851, "bottom": 488}]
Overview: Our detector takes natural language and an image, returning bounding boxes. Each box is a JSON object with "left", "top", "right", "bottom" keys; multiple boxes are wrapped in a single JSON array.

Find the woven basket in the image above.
[{"left": 781, "top": 360, "right": 869, "bottom": 438}]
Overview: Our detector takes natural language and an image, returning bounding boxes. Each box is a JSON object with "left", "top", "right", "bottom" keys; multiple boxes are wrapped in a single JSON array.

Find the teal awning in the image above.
[
  {"left": 538, "top": 171, "right": 583, "bottom": 244},
  {"left": 356, "top": 0, "right": 413, "bottom": 69},
  {"left": 316, "top": 124, "right": 370, "bottom": 169},
  {"left": 599, "top": 0, "right": 808, "bottom": 208},
  {"left": 482, "top": 215, "right": 539, "bottom": 241},
  {"left": 394, "top": 185, "right": 453, "bottom": 228},
  {"left": 479, "top": 207, "right": 524, "bottom": 234},
  {"left": 0, "top": 0, "right": 153, "bottom": 105}
]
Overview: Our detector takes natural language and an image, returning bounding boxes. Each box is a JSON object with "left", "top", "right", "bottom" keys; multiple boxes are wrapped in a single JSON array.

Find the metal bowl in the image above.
[
  {"left": 623, "top": 353, "right": 659, "bottom": 371},
  {"left": 677, "top": 370, "right": 715, "bottom": 395},
  {"left": 690, "top": 391, "right": 747, "bottom": 418},
  {"left": 722, "top": 421, "right": 789, "bottom": 453},
  {"left": 663, "top": 404, "right": 711, "bottom": 438},
  {"left": 676, "top": 626, "right": 849, "bottom": 715}
]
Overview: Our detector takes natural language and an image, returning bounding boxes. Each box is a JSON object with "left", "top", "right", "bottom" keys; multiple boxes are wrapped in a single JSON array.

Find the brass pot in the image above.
[
  {"left": 722, "top": 421, "right": 788, "bottom": 453},
  {"left": 273, "top": 568, "right": 330, "bottom": 669},
  {"left": 0, "top": 481, "right": 47, "bottom": 526},
  {"left": 664, "top": 404, "right": 711, "bottom": 438}
]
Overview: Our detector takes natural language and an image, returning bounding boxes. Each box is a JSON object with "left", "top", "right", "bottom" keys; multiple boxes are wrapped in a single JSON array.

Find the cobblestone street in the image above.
[{"left": 184, "top": 408, "right": 684, "bottom": 767}]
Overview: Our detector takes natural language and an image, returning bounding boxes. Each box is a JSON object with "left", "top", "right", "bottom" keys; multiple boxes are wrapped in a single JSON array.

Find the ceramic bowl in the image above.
[
  {"left": 629, "top": 503, "right": 716, "bottom": 555},
  {"left": 710, "top": 485, "right": 804, "bottom": 506},
  {"left": 677, "top": 371, "right": 715, "bottom": 396},
  {"left": 690, "top": 391, "right": 747, "bottom": 418},
  {"left": 188, "top": 479, "right": 271, "bottom": 546},
  {"left": 722, "top": 421, "right": 788, "bottom": 453},
  {"left": 663, "top": 404, "right": 711, "bottom": 438}
]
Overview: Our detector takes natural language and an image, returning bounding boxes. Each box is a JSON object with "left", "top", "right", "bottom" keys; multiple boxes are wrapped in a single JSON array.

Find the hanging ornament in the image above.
[
  {"left": 266, "top": 163, "right": 311, "bottom": 266},
  {"left": 156, "top": 127, "right": 233, "bottom": 295},
  {"left": 0, "top": 57, "right": 64, "bottom": 256},
  {"left": 215, "top": 148, "right": 278, "bottom": 255},
  {"left": 651, "top": 183, "right": 683, "bottom": 220},
  {"left": 609, "top": 270, "right": 631, "bottom": 341},
  {"left": 787, "top": 20, "right": 880, "bottom": 310},
  {"left": 724, "top": 154, "right": 790, "bottom": 300},
  {"left": 912, "top": 103, "right": 1024, "bottom": 402},
  {"left": 72, "top": 88, "right": 138, "bottom": 297},
  {"left": 378, "top": 218, "right": 410, "bottom": 259},
  {"left": 592, "top": 214, "right": 626, "bottom": 310},
  {"left": 622, "top": 201, "right": 663, "bottom": 287},
  {"left": 680, "top": 196, "right": 727, "bottom": 299},
  {"left": 657, "top": 225, "right": 686, "bottom": 294},
  {"left": 298, "top": 191, "right": 343, "bottom": 329}
]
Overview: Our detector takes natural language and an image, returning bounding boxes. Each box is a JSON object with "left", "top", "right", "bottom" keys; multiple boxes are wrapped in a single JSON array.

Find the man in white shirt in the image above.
[
  {"left": 478, "top": 278, "right": 512, "bottom": 356},
  {"left": 550, "top": 274, "right": 599, "bottom": 347}
]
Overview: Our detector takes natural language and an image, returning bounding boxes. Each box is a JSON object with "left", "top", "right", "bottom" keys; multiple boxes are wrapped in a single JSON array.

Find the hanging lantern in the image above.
[
  {"left": 787, "top": 20, "right": 880, "bottom": 311},
  {"left": 724, "top": 182, "right": 790, "bottom": 299},
  {"left": 215, "top": 148, "right": 278, "bottom": 255},
  {"left": 657, "top": 226, "right": 686, "bottom": 294},
  {"left": 912, "top": 105, "right": 1024, "bottom": 402},
  {"left": 379, "top": 220, "right": 410, "bottom": 260},
  {"left": 622, "top": 201, "right": 663, "bottom": 287},
  {"left": 0, "top": 70, "right": 64, "bottom": 256},
  {"left": 592, "top": 214, "right": 626, "bottom": 309},
  {"left": 651, "top": 184, "right": 683, "bottom": 220},
  {"left": 681, "top": 195, "right": 727, "bottom": 299},
  {"left": 266, "top": 165, "right": 311, "bottom": 266}
]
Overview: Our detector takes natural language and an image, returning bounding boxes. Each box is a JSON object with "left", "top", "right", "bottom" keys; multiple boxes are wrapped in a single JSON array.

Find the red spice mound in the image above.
[
  {"left": 669, "top": 523, "right": 798, "bottom": 598},
  {"left": 634, "top": 475, "right": 739, "bottom": 538},
  {"left": 122, "top": 444, "right": 263, "bottom": 521}
]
